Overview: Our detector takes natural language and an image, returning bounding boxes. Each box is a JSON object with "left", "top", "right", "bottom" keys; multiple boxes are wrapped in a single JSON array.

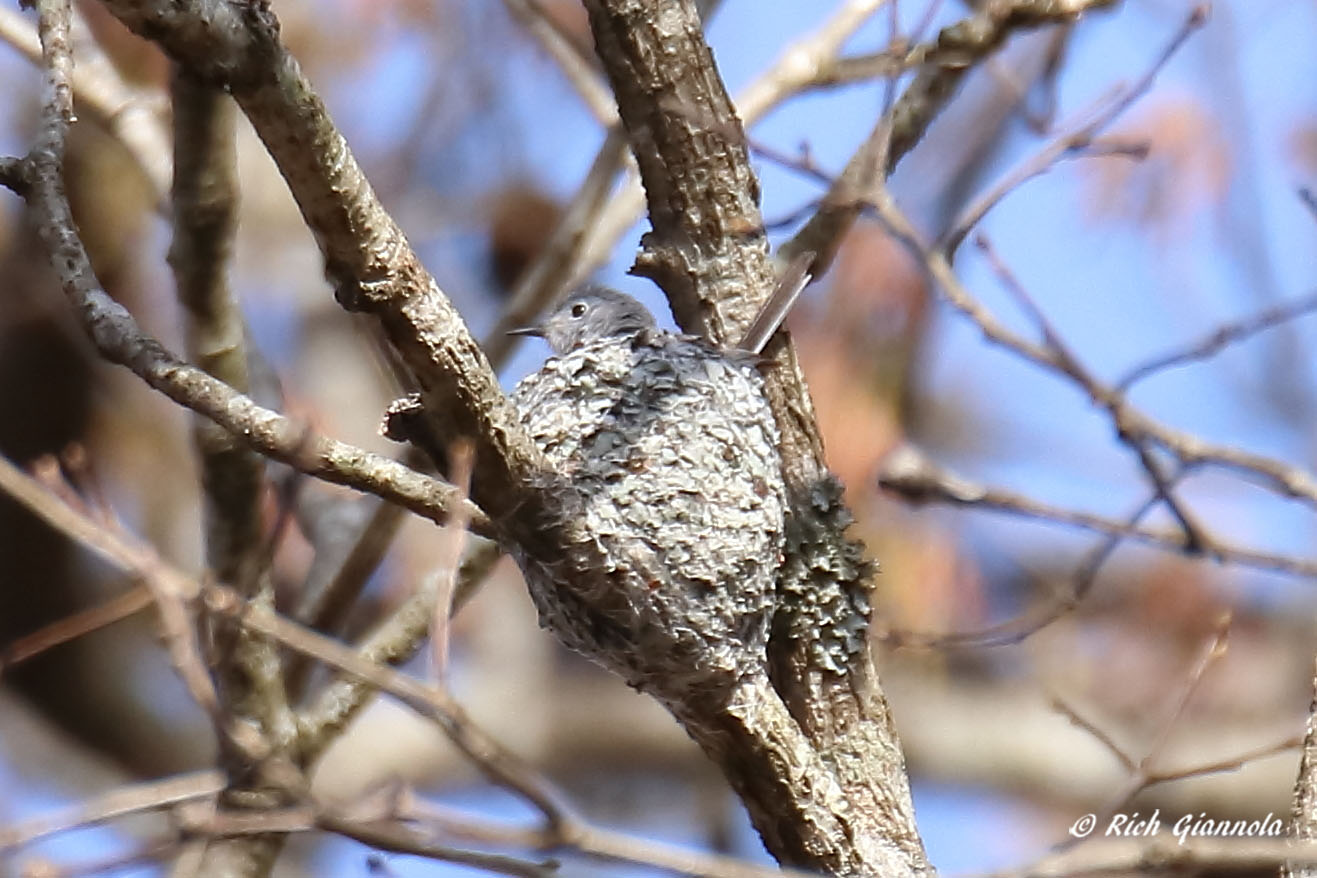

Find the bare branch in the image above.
[
  {"left": 96, "top": 0, "right": 546, "bottom": 521},
  {"left": 0, "top": 453, "right": 571, "bottom": 830},
  {"left": 312, "top": 814, "right": 554, "bottom": 878},
  {"left": 501, "top": 0, "right": 617, "bottom": 126},
  {"left": 1149, "top": 734, "right": 1300, "bottom": 786},
  {"left": 24, "top": 221, "right": 489, "bottom": 531},
  {"left": 0, "top": 584, "right": 151, "bottom": 672},
  {"left": 780, "top": 0, "right": 1120, "bottom": 275},
  {"left": 1050, "top": 697, "right": 1138, "bottom": 772},
  {"left": 973, "top": 235, "right": 1214, "bottom": 552},
  {"left": 0, "top": 4, "right": 171, "bottom": 202},
  {"left": 0, "top": 772, "right": 224, "bottom": 852},
  {"left": 394, "top": 786, "right": 863, "bottom": 878},
  {"left": 0, "top": 23, "right": 490, "bottom": 535},
  {"left": 877, "top": 445, "right": 1317, "bottom": 579},
  {"left": 7, "top": 453, "right": 222, "bottom": 726},
  {"left": 940, "top": 4, "right": 1205, "bottom": 254},
  {"left": 0, "top": 128, "right": 489, "bottom": 534},
  {"left": 579, "top": 0, "right": 891, "bottom": 278},
  {"left": 586, "top": 0, "right": 777, "bottom": 333},
  {"left": 866, "top": 181, "right": 1317, "bottom": 513},
  {"left": 1117, "top": 289, "right": 1317, "bottom": 392}
]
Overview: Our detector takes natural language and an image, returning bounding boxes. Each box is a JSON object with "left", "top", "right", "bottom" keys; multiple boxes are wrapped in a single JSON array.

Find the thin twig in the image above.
[
  {"left": 868, "top": 179, "right": 1317, "bottom": 515},
  {"left": 1116, "top": 289, "right": 1317, "bottom": 391},
  {"left": 876, "top": 446, "right": 1317, "bottom": 579},
  {"left": 501, "top": 0, "right": 616, "bottom": 126},
  {"left": 747, "top": 137, "right": 834, "bottom": 186},
  {"left": 0, "top": 583, "right": 151, "bottom": 672},
  {"left": 315, "top": 814, "right": 554, "bottom": 878},
  {"left": 974, "top": 234, "right": 1214, "bottom": 552},
  {"left": 0, "top": 772, "right": 225, "bottom": 851},
  {"left": 1144, "top": 733, "right": 1300, "bottom": 786},
  {"left": 0, "top": 4, "right": 171, "bottom": 203},
  {"left": 1065, "top": 617, "right": 1233, "bottom": 852},
  {"left": 175, "top": 803, "right": 558, "bottom": 878},
  {"left": 1049, "top": 697, "right": 1137, "bottom": 772},
  {"left": 939, "top": 4, "right": 1206, "bottom": 254}
]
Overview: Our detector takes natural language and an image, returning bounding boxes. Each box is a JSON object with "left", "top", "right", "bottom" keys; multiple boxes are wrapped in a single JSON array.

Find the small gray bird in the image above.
[
  {"left": 508, "top": 285, "right": 788, "bottom": 699},
  {"left": 507, "top": 285, "right": 656, "bottom": 355}
]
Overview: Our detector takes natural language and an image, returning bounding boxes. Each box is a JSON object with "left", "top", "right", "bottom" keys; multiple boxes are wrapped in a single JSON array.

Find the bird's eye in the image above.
[{"left": 570, "top": 303, "right": 587, "bottom": 319}]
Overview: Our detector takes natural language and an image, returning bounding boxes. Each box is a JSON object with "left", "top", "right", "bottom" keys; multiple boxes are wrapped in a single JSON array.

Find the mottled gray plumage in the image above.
[{"left": 510, "top": 287, "right": 786, "bottom": 698}]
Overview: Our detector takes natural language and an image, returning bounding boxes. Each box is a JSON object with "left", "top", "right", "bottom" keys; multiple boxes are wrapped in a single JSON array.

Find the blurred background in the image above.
[{"left": 2, "top": 0, "right": 1316, "bottom": 874}]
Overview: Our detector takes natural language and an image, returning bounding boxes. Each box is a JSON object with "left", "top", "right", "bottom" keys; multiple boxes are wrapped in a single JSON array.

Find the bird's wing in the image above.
[{"left": 737, "top": 251, "right": 815, "bottom": 354}]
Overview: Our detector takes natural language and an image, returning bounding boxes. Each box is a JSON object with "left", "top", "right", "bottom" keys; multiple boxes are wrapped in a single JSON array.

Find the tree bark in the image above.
[{"left": 583, "top": 1, "right": 929, "bottom": 874}]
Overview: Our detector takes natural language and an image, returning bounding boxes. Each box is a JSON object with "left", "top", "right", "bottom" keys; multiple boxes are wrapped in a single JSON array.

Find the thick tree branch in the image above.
[
  {"left": 577, "top": 0, "right": 888, "bottom": 284},
  {"left": 0, "top": 189, "right": 488, "bottom": 533},
  {"left": 583, "top": 0, "right": 777, "bottom": 334},
  {"left": 95, "top": 0, "right": 542, "bottom": 521},
  {"left": 582, "top": 0, "right": 929, "bottom": 875}
]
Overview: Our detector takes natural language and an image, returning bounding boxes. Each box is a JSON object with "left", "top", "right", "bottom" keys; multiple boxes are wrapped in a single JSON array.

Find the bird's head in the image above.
[{"left": 509, "top": 285, "right": 656, "bottom": 355}]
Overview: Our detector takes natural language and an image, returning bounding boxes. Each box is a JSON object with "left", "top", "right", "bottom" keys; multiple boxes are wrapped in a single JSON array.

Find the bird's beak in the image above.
[{"left": 506, "top": 325, "right": 545, "bottom": 338}]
